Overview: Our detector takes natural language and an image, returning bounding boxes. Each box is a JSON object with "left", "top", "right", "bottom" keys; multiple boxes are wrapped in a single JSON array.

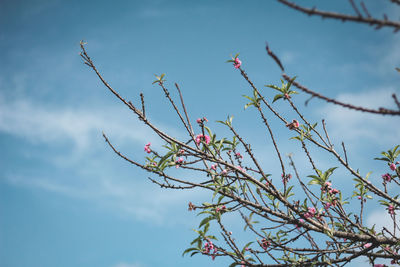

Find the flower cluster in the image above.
[
  {"left": 195, "top": 134, "right": 210, "bottom": 145},
  {"left": 259, "top": 238, "right": 271, "bottom": 251},
  {"left": 235, "top": 152, "right": 243, "bottom": 159},
  {"left": 286, "top": 119, "right": 299, "bottom": 130},
  {"left": 203, "top": 240, "right": 217, "bottom": 260},
  {"left": 175, "top": 157, "right": 184, "bottom": 168},
  {"left": 321, "top": 181, "right": 340, "bottom": 208},
  {"left": 233, "top": 57, "right": 241, "bottom": 69},
  {"left": 216, "top": 205, "right": 226, "bottom": 213},
  {"left": 196, "top": 117, "right": 208, "bottom": 124},
  {"left": 304, "top": 207, "right": 317, "bottom": 219},
  {"left": 382, "top": 173, "right": 392, "bottom": 183},
  {"left": 144, "top": 142, "right": 151, "bottom": 153}
]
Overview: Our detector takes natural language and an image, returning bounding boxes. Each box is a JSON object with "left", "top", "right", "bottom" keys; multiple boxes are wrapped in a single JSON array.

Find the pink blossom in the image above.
[
  {"left": 259, "top": 238, "right": 271, "bottom": 250},
  {"left": 144, "top": 142, "right": 151, "bottom": 153},
  {"left": 304, "top": 207, "right": 316, "bottom": 219},
  {"left": 221, "top": 169, "right": 228, "bottom": 175},
  {"left": 175, "top": 157, "right": 184, "bottom": 168},
  {"left": 382, "top": 173, "right": 392, "bottom": 182},
  {"left": 308, "top": 207, "right": 316, "bottom": 215},
  {"left": 324, "top": 203, "right": 332, "bottom": 210},
  {"left": 304, "top": 212, "right": 312, "bottom": 219},
  {"left": 286, "top": 119, "right": 299, "bottom": 130},
  {"left": 235, "top": 152, "right": 243, "bottom": 159},
  {"left": 195, "top": 134, "right": 211, "bottom": 145},
  {"left": 211, "top": 164, "right": 217, "bottom": 171},
  {"left": 390, "top": 163, "right": 397, "bottom": 171},
  {"left": 330, "top": 188, "right": 339, "bottom": 194},
  {"left": 204, "top": 240, "right": 214, "bottom": 254},
  {"left": 388, "top": 205, "right": 395, "bottom": 215},
  {"left": 204, "top": 240, "right": 218, "bottom": 259},
  {"left": 196, "top": 118, "right": 202, "bottom": 124},
  {"left": 324, "top": 181, "right": 332, "bottom": 187},
  {"left": 216, "top": 205, "right": 226, "bottom": 213},
  {"left": 374, "top": 264, "right": 384, "bottom": 267},
  {"left": 233, "top": 57, "right": 242, "bottom": 69},
  {"left": 364, "top": 243, "right": 372, "bottom": 249}
]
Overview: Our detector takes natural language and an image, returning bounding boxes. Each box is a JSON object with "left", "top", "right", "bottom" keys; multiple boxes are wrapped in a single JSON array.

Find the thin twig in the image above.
[
  {"left": 341, "top": 142, "right": 348, "bottom": 165},
  {"left": 266, "top": 43, "right": 285, "bottom": 71},
  {"left": 282, "top": 74, "right": 400, "bottom": 116},
  {"left": 140, "top": 92, "right": 145, "bottom": 117},
  {"left": 277, "top": 0, "right": 400, "bottom": 31}
]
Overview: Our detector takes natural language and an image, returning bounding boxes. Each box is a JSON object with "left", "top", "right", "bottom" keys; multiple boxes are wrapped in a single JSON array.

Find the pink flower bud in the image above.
[
  {"left": 233, "top": 57, "right": 242, "bottom": 69},
  {"left": 364, "top": 243, "right": 372, "bottom": 248},
  {"left": 382, "top": 173, "right": 391, "bottom": 182},
  {"left": 390, "top": 163, "right": 397, "bottom": 171},
  {"left": 195, "top": 134, "right": 211, "bottom": 145},
  {"left": 144, "top": 142, "right": 151, "bottom": 153}
]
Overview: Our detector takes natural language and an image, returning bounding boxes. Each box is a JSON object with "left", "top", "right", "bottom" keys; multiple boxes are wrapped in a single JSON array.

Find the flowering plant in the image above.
[{"left": 80, "top": 2, "right": 400, "bottom": 266}]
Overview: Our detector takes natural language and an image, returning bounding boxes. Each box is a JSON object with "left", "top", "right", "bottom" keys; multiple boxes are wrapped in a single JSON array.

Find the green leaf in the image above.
[
  {"left": 190, "top": 251, "right": 199, "bottom": 257},
  {"left": 273, "top": 94, "right": 283, "bottom": 103},
  {"left": 285, "top": 76, "right": 297, "bottom": 91},
  {"left": 182, "top": 247, "right": 198, "bottom": 256},
  {"left": 374, "top": 157, "right": 390, "bottom": 162},
  {"left": 265, "top": 84, "right": 282, "bottom": 92}
]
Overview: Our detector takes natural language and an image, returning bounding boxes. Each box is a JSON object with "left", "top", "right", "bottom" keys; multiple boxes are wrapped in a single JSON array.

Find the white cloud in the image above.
[
  {"left": 5, "top": 169, "right": 207, "bottom": 226},
  {"left": 320, "top": 87, "right": 400, "bottom": 147},
  {"left": 0, "top": 95, "right": 158, "bottom": 150},
  {"left": 366, "top": 209, "right": 397, "bottom": 235},
  {"left": 0, "top": 93, "right": 201, "bottom": 224}
]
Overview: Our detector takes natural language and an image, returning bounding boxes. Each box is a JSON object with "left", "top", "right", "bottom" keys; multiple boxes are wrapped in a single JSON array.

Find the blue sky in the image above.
[{"left": 1, "top": 1, "right": 399, "bottom": 266}]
